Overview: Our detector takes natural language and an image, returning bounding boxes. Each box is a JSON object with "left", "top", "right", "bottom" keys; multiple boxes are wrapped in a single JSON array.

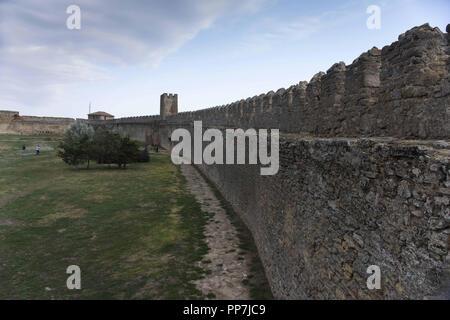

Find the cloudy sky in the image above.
[{"left": 0, "top": 0, "right": 448, "bottom": 118}]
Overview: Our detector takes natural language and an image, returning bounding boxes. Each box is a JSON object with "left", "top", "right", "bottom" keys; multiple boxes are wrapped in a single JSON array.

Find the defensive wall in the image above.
[
  {"left": 93, "top": 23, "right": 450, "bottom": 299},
  {"left": 0, "top": 110, "right": 75, "bottom": 135}
]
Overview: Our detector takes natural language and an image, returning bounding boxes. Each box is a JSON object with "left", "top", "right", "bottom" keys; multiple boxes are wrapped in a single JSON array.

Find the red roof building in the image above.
[{"left": 88, "top": 111, "right": 114, "bottom": 121}]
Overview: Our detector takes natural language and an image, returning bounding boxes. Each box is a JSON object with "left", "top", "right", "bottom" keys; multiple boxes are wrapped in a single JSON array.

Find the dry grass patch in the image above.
[
  {"left": 38, "top": 205, "right": 88, "bottom": 226},
  {"left": 137, "top": 201, "right": 157, "bottom": 208},
  {"left": 84, "top": 193, "right": 113, "bottom": 202},
  {"left": 0, "top": 219, "right": 23, "bottom": 227}
]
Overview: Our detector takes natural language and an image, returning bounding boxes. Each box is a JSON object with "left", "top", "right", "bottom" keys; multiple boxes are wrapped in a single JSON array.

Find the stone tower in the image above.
[{"left": 160, "top": 93, "right": 178, "bottom": 119}]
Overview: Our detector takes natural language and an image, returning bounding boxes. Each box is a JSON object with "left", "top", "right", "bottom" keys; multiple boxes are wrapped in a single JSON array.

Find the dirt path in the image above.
[{"left": 180, "top": 164, "right": 251, "bottom": 300}]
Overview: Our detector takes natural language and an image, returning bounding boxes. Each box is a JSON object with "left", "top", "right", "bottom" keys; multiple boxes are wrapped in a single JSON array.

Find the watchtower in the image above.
[{"left": 160, "top": 93, "right": 178, "bottom": 119}]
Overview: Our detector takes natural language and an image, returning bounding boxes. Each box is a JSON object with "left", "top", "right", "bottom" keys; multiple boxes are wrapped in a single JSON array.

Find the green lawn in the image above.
[{"left": 0, "top": 135, "right": 210, "bottom": 299}]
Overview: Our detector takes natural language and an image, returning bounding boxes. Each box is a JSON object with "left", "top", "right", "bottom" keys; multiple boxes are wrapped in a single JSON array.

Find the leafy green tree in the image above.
[
  {"left": 58, "top": 121, "right": 94, "bottom": 168},
  {"left": 115, "top": 136, "right": 140, "bottom": 169},
  {"left": 91, "top": 129, "right": 121, "bottom": 165},
  {"left": 59, "top": 125, "right": 141, "bottom": 169}
]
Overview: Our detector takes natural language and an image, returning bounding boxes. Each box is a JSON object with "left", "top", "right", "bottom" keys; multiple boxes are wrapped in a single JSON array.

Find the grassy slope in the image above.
[{"left": 0, "top": 135, "right": 208, "bottom": 299}]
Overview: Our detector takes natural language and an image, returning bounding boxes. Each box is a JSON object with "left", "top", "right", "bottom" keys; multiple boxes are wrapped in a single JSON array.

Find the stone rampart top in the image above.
[
  {"left": 0, "top": 110, "right": 19, "bottom": 116},
  {"left": 94, "top": 23, "right": 449, "bottom": 140}
]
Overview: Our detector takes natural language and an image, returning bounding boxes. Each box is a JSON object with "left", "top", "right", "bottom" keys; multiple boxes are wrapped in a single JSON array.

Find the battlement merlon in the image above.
[{"left": 160, "top": 93, "right": 178, "bottom": 119}]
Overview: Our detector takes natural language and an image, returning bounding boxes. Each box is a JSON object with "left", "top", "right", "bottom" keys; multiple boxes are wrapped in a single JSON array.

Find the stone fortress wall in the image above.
[
  {"left": 164, "top": 24, "right": 449, "bottom": 140},
  {"left": 0, "top": 110, "right": 75, "bottom": 135},
  {"left": 90, "top": 23, "right": 450, "bottom": 299}
]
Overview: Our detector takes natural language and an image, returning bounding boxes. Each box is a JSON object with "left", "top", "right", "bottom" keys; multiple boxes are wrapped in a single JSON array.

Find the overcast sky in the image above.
[{"left": 0, "top": 0, "right": 448, "bottom": 118}]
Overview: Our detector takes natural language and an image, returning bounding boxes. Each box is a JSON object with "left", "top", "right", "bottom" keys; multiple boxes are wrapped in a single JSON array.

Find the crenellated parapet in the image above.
[
  {"left": 89, "top": 115, "right": 162, "bottom": 125},
  {"left": 154, "top": 23, "right": 449, "bottom": 139}
]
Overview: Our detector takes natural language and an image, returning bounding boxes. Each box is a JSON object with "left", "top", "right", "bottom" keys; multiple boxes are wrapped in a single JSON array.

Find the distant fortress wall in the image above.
[
  {"left": 88, "top": 115, "right": 163, "bottom": 145},
  {"left": 0, "top": 110, "right": 75, "bottom": 135},
  {"left": 84, "top": 24, "right": 450, "bottom": 299}
]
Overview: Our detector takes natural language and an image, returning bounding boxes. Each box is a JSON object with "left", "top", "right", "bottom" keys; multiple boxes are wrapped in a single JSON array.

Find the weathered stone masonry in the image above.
[
  {"left": 198, "top": 136, "right": 449, "bottom": 299},
  {"left": 0, "top": 110, "right": 75, "bottom": 135},
  {"left": 91, "top": 24, "right": 450, "bottom": 299}
]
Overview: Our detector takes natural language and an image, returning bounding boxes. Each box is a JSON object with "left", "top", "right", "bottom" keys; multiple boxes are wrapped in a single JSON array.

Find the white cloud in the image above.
[
  {"left": 233, "top": 1, "right": 365, "bottom": 56},
  {"left": 0, "top": 0, "right": 267, "bottom": 112}
]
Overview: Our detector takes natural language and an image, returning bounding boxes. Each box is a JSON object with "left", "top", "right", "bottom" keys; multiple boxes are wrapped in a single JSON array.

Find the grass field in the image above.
[{"left": 0, "top": 135, "right": 210, "bottom": 299}]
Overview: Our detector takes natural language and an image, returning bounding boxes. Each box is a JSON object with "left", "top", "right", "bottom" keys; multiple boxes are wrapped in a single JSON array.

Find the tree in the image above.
[
  {"left": 115, "top": 136, "right": 140, "bottom": 169},
  {"left": 91, "top": 129, "right": 121, "bottom": 165},
  {"left": 58, "top": 121, "right": 94, "bottom": 168},
  {"left": 58, "top": 125, "right": 141, "bottom": 169}
]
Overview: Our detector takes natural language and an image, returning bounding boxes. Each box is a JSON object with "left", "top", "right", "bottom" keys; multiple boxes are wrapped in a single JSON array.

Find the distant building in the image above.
[{"left": 88, "top": 111, "right": 114, "bottom": 121}]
